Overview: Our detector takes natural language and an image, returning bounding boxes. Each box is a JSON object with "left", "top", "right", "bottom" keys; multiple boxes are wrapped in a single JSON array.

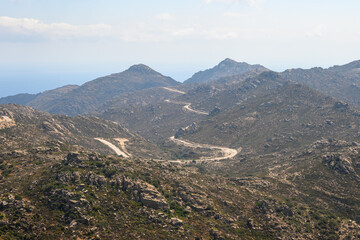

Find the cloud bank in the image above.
[{"left": 0, "top": 16, "right": 112, "bottom": 39}]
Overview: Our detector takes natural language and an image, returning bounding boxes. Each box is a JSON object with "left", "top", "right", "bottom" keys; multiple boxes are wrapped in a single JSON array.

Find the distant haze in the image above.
[{"left": 1, "top": 0, "right": 360, "bottom": 97}]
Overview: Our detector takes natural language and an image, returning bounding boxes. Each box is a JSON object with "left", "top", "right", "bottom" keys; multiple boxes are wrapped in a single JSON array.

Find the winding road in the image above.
[
  {"left": 96, "top": 87, "right": 239, "bottom": 162},
  {"left": 162, "top": 86, "right": 209, "bottom": 115},
  {"left": 164, "top": 99, "right": 209, "bottom": 115},
  {"left": 169, "top": 136, "right": 239, "bottom": 162},
  {"left": 162, "top": 87, "right": 239, "bottom": 162}
]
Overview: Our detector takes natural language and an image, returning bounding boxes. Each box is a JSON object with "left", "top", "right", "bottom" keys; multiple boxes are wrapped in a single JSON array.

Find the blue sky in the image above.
[{"left": 1, "top": 0, "right": 360, "bottom": 97}]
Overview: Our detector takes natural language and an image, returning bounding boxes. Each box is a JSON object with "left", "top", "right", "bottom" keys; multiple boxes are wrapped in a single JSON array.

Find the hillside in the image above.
[
  {"left": 1, "top": 104, "right": 359, "bottom": 239},
  {"left": 178, "top": 83, "right": 360, "bottom": 155},
  {"left": 184, "top": 58, "right": 268, "bottom": 84},
  {"left": 281, "top": 61, "right": 360, "bottom": 108},
  {"left": 43, "top": 65, "right": 179, "bottom": 115},
  {"left": 0, "top": 104, "right": 165, "bottom": 159},
  {"left": 329, "top": 59, "right": 360, "bottom": 78},
  {"left": 96, "top": 72, "right": 285, "bottom": 144},
  {"left": 177, "top": 71, "right": 286, "bottom": 113},
  {"left": 27, "top": 85, "right": 79, "bottom": 111},
  {"left": 97, "top": 86, "right": 208, "bottom": 143},
  {"left": 0, "top": 85, "right": 79, "bottom": 107}
]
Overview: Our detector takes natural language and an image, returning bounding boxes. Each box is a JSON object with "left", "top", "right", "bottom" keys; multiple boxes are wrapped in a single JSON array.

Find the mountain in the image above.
[
  {"left": 281, "top": 60, "right": 360, "bottom": 108},
  {"left": 27, "top": 85, "right": 79, "bottom": 110},
  {"left": 328, "top": 59, "right": 360, "bottom": 77},
  {"left": 41, "top": 64, "right": 179, "bottom": 116},
  {"left": 96, "top": 71, "right": 286, "bottom": 145},
  {"left": 184, "top": 58, "right": 268, "bottom": 84},
  {"left": 0, "top": 85, "right": 79, "bottom": 108},
  {"left": 177, "top": 71, "right": 286, "bottom": 113},
  {"left": 0, "top": 93, "right": 38, "bottom": 105}
]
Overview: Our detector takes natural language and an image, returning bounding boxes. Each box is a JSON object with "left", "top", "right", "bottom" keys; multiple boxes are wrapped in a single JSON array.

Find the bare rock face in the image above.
[
  {"left": 121, "top": 176, "right": 169, "bottom": 210},
  {"left": 0, "top": 115, "right": 15, "bottom": 129},
  {"left": 322, "top": 154, "right": 355, "bottom": 174}
]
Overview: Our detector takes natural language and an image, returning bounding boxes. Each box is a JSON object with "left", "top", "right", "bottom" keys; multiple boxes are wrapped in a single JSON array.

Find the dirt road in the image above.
[
  {"left": 162, "top": 87, "right": 186, "bottom": 94},
  {"left": 94, "top": 138, "right": 130, "bottom": 158},
  {"left": 164, "top": 99, "right": 209, "bottom": 115},
  {"left": 162, "top": 88, "right": 236, "bottom": 162},
  {"left": 168, "top": 136, "right": 239, "bottom": 163},
  {"left": 114, "top": 138, "right": 131, "bottom": 156}
]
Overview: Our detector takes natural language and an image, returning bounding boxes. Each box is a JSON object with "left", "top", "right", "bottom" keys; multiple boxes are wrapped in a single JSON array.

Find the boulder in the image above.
[{"left": 170, "top": 218, "right": 183, "bottom": 227}]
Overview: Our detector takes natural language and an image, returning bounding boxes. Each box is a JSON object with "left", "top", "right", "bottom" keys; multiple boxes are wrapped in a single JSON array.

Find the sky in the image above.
[{"left": 1, "top": 0, "right": 360, "bottom": 97}]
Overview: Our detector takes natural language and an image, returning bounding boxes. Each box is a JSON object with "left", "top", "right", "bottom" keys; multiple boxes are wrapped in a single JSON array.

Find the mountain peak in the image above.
[
  {"left": 219, "top": 58, "right": 237, "bottom": 65},
  {"left": 184, "top": 58, "right": 267, "bottom": 84},
  {"left": 128, "top": 64, "right": 157, "bottom": 74}
]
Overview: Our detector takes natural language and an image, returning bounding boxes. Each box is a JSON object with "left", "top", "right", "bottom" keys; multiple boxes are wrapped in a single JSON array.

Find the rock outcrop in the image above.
[
  {"left": 121, "top": 176, "right": 169, "bottom": 210},
  {"left": 322, "top": 154, "right": 355, "bottom": 174}
]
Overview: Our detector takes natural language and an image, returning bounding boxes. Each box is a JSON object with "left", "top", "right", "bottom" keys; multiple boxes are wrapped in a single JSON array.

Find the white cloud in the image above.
[
  {"left": 0, "top": 16, "right": 112, "bottom": 39},
  {"left": 224, "top": 12, "right": 249, "bottom": 17},
  {"left": 0, "top": 16, "right": 242, "bottom": 42},
  {"left": 172, "top": 27, "right": 195, "bottom": 37},
  {"left": 204, "top": 0, "right": 263, "bottom": 5},
  {"left": 306, "top": 25, "right": 327, "bottom": 38},
  {"left": 155, "top": 13, "right": 175, "bottom": 21}
]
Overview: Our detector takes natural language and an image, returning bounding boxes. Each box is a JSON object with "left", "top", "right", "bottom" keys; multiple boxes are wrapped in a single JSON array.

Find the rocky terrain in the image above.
[
  {"left": 1, "top": 132, "right": 359, "bottom": 239},
  {"left": 179, "top": 83, "right": 360, "bottom": 154},
  {"left": 1, "top": 59, "right": 360, "bottom": 239},
  {"left": 0, "top": 104, "right": 166, "bottom": 159}
]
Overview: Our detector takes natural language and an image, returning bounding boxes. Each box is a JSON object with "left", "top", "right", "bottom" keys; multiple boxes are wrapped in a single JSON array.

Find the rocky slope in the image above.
[
  {"left": 0, "top": 104, "right": 165, "bottom": 159},
  {"left": 178, "top": 83, "right": 360, "bottom": 155},
  {"left": 1, "top": 120, "right": 359, "bottom": 239}
]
